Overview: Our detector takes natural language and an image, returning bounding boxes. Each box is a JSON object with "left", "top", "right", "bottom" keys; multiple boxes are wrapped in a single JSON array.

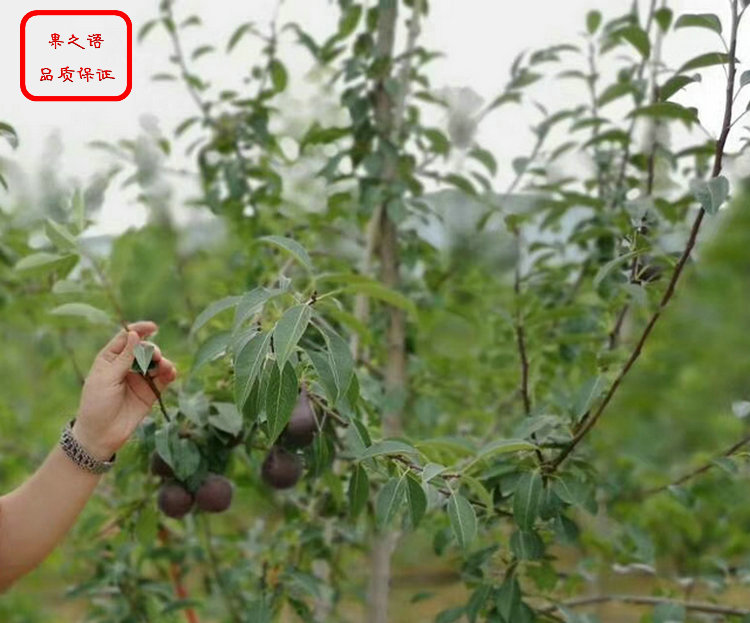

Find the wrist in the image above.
[{"left": 71, "top": 420, "right": 117, "bottom": 462}]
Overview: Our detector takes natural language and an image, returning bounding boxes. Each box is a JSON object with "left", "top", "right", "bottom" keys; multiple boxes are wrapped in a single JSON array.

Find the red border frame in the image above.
[{"left": 21, "top": 10, "right": 132, "bottom": 102}]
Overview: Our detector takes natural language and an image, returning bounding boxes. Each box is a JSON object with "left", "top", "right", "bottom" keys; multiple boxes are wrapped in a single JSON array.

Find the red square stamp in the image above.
[{"left": 21, "top": 10, "right": 132, "bottom": 101}]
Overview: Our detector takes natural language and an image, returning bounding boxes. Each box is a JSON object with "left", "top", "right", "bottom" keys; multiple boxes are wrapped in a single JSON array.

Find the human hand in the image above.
[{"left": 74, "top": 321, "right": 178, "bottom": 460}]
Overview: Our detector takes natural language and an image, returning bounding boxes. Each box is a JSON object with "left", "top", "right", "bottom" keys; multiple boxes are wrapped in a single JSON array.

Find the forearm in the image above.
[{"left": 0, "top": 445, "right": 100, "bottom": 591}]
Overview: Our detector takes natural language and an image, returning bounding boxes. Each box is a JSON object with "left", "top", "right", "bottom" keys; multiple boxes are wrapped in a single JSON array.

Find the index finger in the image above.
[
  {"left": 99, "top": 321, "right": 158, "bottom": 361},
  {"left": 127, "top": 321, "right": 158, "bottom": 338}
]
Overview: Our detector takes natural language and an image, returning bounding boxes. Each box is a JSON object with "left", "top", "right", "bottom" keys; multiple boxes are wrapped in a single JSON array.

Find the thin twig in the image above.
[
  {"left": 636, "top": 431, "right": 750, "bottom": 498},
  {"left": 540, "top": 594, "right": 750, "bottom": 617}
]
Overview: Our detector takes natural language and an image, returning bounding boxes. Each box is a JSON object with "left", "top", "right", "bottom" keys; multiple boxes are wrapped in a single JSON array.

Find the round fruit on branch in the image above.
[
  {"left": 280, "top": 388, "right": 318, "bottom": 449},
  {"left": 195, "top": 474, "right": 234, "bottom": 513},
  {"left": 157, "top": 482, "right": 194, "bottom": 519},
  {"left": 150, "top": 452, "right": 174, "bottom": 479},
  {"left": 261, "top": 446, "right": 302, "bottom": 489}
]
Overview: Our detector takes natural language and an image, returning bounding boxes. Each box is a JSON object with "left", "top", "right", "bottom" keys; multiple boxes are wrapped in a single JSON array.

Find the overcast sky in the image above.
[{"left": 0, "top": 0, "right": 741, "bottom": 233}]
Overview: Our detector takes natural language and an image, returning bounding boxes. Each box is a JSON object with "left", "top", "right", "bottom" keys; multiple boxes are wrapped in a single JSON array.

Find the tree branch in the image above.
[
  {"left": 541, "top": 594, "right": 750, "bottom": 617},
  {"left": 548, "top": 0, "right": 742, "bottom": 473},
  {"left": 636, "top": 430, "right": 750, "bottom": 498}
]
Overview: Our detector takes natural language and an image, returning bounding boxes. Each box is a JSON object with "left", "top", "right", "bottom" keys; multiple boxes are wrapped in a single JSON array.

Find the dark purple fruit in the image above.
[
  {"left": 281, "top": 389, "right": 317, "bottom": 449},
  {"left": 195, "top": 474, "right": 234, "bottom": 513},
  {"left": 261, "top": 447, "right": 302, "bottom": 489},
  {"left": 150, "top": 452, "right": 174, "bottom": 479},
  {"left": 157, "top": 482, "right": 194, "bottom": 519}
]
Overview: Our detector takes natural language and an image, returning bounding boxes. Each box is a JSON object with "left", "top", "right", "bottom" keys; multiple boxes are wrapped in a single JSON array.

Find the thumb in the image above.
[{"left": 112, "top": 330, "right": 139, "bottom": 376}]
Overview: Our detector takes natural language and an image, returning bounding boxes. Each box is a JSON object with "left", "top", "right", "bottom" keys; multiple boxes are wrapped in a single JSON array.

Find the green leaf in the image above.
[
  {"left": 156, "top": 424, "right": 201, "bottom": 481},
  {"left": 629, "top": 102, "right": 698, "bottom": 126},
  {"left": 265, "top": 362, "right": 298, "bottom": 443},
  {"left": 306, "top": 348, "right": 338, "bottom": 404},
  {"left": 447, "top": 492, "right": 477, "bottom": 551},
  {"left": 175, "top": 117, "right": 201, "bottom": 137},
  {"left": 496, "top": 577, "right": 523, "bottom": 621},
  {"left": 464, "top": 439, "right": 538, "bottom": 473},
  {"left": 616, "top": 25, "right": 650, "bottom": 59},
  {"left": 653, "top": 603, "right": 686, "bottom": 623},
  {"left": 44, "top": 219, "right": 78, "bottom": 252},
  {"left": 572, "top": 376, "right": 606, "bottom": 420},
  {"left": 191, "top": 45, "right": 215, "bottom": 60},
  {"left": 655, "top": 8, "right": 673, "bottom": 32},
  {"left": 269, "top": 59, "right": 288, "bottom": 92},
  {"left": 469, "top": 148, "right": 498, "bottom": 176},
  {"left": 513, "top": 471, "right": 543, "bottom": 530},
  {"left": 258, "top": 235, "right": 313, "bottom": 270},
  {"left": 209, "top": 402, "right": 243, "bottom": 436},
  {"left": 340, "top": 281, "right": 417, "bottom": 318},
  {"left": 405, "top": 474, "right": 427, "bottom": 529},
  {"left": 510, "top": 529, "right": 544, "bottom": 560},
  {"left": 348, "top": 464, "right": 369, "bottom": 518},
  {"left": 593, "top": 250, "right": 640, "bottom": 287},
  {"left": 460, "top": 474, "right": 494, "bottom": 511},
  {"left": 553, "top": 475, "right": 596, "bottom": 513},
  {"left": 227, "top": 23, "right": 255, "bottom": 52},
  {"left": 172, "top": 438, "right": 201, "bottom": 481},
  {"left": 72, "top": 189, "right": 86, "bottom": 232},
  {"left": 0, "top": 122, "right": 19, "bottom": 149},
  {"left": 597, "top": 82, "right": 636, "bottom": 107},
  {"left": 422, "top": 463, "right": 446, "bottom": 483},
  {"left": 375, "top": 477, "right": 405, "bottom": 529},
  {"left": 356, "top": 440, "right": 418, "bottom": 460},
  {"left": 660, "top": 74, "right": 700, "bottom": 101},
  {"left": 444, "top": 173, "right": 477, "bottom": 196},
  {"left": 678, "top": 52, "right": 732, "bottom": 73},
  {"left": 233, "top": 287, "right": 281, "bottom": 332},
  {"left": 435, "top": 607, "right": 465, "bottom": 623},
  {"left": 151, "top": 73, "right": 177, "bottom": 82},
  {"left": 586, "top": 10, "right": 602, "bottom": 34},
  {"left": 424, "top": 128, "right": 450, "bottom": 156},
  {"left": 273, "top": 304, "right": 312, "bottom": 368},
  {"left": 316, "top": 323, "right": 354, "bottom": 401},
  {"left": 138, "top": 20, "right": 158, "bottom": 43},
  {"left": 14, "top": 252, "right": 77, "bottom": 275},
  {"left": 191, "top": 296, "right": 241, "bottom": 336},
  {"left": 465, "top": 584, "right": 491, "bottom": 623},
  {"left": 134, "top": 342, "right": 155, "bottom": 374},
  {"left": 50, "top": 303, "right": 111, "bottom": 325},
  {"left": 711, "top": 456, "right": 738, "bottom": 474},
  {"left": 674, "top": 13, "right": 722, "bottom": 35},
  {"left": 338, "top": 5, "right": 362, "bottom": 38},
  {"left": 691, "top": 175, "right": 730, "bottom": 215},
  {"left": 234, "top": 332, "right": 272, "bottom": 410},
  {"left": 193, "top": 331, "right": 231, "bottom": 372}
]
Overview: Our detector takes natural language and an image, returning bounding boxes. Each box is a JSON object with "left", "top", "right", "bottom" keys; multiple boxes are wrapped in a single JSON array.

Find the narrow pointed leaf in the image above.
[
  {"left": 234, "top": 331, "right": 272, "bottom": 410},
  {"left": 193, "top": 331, "right": 231, "bottom": 372},
  {"left": 513, "top": 471, "right": 543, "bottom": 530},
  {"left": 375, "top": 477, "right": 405, "bottom": 529},
  {"left": 273, "top": 304, "right": 312, "bottom": 368},
  {"left": 191, "top": 296, "right": 241, "bottom": 336},
  {"left": 405, "top": 474, "right": 427, "bottom": 528},
  {"left": 265, "top": 362, "right": 298, "bottom": 443},
  {"left": 348, "top": 464, "right": 369, "bottom": 518},
  {"left": 259, "top": 235, "right": 313, "bottom": 270},
  {"left": 447, "top": 492, "right": 476, "bottom": 550}
]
